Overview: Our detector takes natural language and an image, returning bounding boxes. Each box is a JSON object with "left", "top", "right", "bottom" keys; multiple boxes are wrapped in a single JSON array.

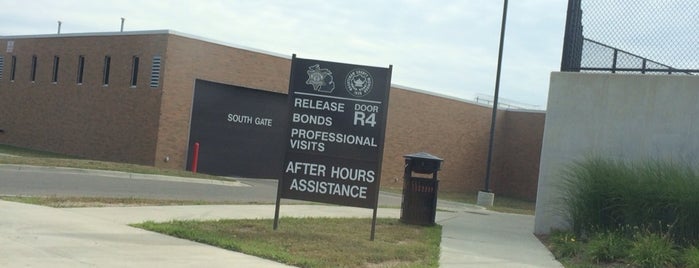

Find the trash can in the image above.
[{"left": 400, "top": 152, "right": 443, "bottom": 226}]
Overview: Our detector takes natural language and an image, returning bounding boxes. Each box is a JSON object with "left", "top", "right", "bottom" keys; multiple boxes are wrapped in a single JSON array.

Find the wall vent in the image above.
[{"left": 150, "top": 56, "right": 161, "bottom": 88}]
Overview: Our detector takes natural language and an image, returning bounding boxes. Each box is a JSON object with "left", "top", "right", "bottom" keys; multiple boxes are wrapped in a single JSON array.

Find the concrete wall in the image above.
[{"left": 534, "top": 72, "right": 699, "bottom": 234}]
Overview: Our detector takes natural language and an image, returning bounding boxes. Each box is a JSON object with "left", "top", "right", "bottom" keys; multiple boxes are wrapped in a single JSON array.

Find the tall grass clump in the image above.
[
  {"left": 548, "top": 230, "right": 581, "bottom": 259},
  {"left": 682, "top": 246, "right": 699, "bottom": 267},
  {"left": 628, "top": 232, "right": 679, "bottom": 268},
  {"left": 560, "top": 157, "right": 699, "bottom": 244},
  {"left": 585, "top": 230, "right": 630, "bottom": 263}
]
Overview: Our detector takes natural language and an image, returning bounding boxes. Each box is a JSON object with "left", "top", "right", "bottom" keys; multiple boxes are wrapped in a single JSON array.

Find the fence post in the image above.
[{"left": 612, "top": 49, "right": 618, "bottom": 73}]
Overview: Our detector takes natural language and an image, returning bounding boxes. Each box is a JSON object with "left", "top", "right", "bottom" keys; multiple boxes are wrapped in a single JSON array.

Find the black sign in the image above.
[{"left": 279, "top": 57, "right": 392, "bottom": 209}]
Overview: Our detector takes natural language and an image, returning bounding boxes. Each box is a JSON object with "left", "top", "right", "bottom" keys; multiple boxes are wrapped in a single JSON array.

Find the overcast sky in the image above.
[{"left": 0, "top": 0, "right": 569, "bottom": 109}]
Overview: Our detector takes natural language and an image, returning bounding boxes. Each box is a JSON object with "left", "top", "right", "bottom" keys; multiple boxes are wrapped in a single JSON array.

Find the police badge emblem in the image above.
[
  {"left": 305, "top": 64, "right": 335, "bottom": 93},
  {"left": 345, "top": 68, "right": 373, "bottom": 97}
]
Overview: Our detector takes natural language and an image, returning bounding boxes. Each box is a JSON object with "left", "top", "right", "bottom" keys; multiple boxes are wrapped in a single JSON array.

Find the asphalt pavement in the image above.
[
  {"left": 0, "top": 164, "right": 404, "bottom": 206},
  {"left": 0, "top": 164, "right": 562, "bottom": 267}
]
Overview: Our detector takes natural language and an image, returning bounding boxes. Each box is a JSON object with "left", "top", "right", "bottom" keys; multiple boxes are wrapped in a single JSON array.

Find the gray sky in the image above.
[{"left": 0, "top": 0, "right": 568, "bottom": 109}]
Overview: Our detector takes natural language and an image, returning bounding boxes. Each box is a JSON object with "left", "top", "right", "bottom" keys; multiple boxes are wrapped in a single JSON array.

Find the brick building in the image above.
[{"left": 0, "top": 30, "right": 544, "bottom": 200}]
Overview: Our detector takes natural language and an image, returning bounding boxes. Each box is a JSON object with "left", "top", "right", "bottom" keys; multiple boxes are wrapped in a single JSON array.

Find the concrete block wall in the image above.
[{"left": 535, "top": 72, "right": 699, "bottom": 234}]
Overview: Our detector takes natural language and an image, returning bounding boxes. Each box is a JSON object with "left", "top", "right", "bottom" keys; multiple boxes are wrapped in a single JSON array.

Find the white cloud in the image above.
[{"left": 0, "top": 0, "right": 570, "bottom": 108}]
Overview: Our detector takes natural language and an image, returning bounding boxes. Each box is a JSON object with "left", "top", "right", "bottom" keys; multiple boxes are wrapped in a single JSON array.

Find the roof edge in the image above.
[
  {"left": 391, "top": 84, "right": 545, "bottom": 112},
  {"left": 0, "top": 29, "right": 290, "bottom": 60},
  {"left": 166, "top": 30, "right": 290, "bottom": 59},
  {"left": 391, "top": 84, "right": 496, "bottom": 109},
  {"left": 0, "top": 30, "right": 171, "bottom": 39}
]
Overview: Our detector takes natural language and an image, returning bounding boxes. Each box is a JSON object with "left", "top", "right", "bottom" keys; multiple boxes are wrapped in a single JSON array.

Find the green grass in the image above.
[
  {"left": 134, "top": 217, "right": 441, "bottom": 268},
  {"left": 628, "top": 232, "right": 679, "bottom": 268},
  {"left": 382, "top": 187, "right": 535, "bottom": 215},
  {"left": 438, "top": 191, "right": 535, "bottom": 215},
  {"left": 0, "top": 195, "right": 241, "bottom": 208},
  {"left": 0, "top": 144, "right": 226, "bottom": 181},
  {"left": 560, "top": 157, "right": 699, "bottom": 244},
  {"left": 0, "top": 143, "right": 74, "bottom": 158},
  {"left": 584, "top": 230, "right": 630, "bottom": 264},
  {"left": 683, "top": 246, "right": 699, "bottom": 267},
  {"left": 545, "top": 229, "right": 692, "bottom": 268},
  {"left": 549, "top": 157, "right": 699, "bottom": 267}
]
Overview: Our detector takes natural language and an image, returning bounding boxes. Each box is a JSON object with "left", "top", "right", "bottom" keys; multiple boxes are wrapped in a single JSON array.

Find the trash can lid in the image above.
[{"left": 403, "top": 152, "right": 443, "bottom": 161}]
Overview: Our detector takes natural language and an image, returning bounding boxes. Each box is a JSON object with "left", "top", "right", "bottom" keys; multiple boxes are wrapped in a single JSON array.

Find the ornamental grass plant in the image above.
[
  {"left": 560, "top": 157, "right": 699, "bottom": 245},
  {"left": 628, "top": 231, "right": 679, "bottom": 268},
  {"left": 682, "top": 246, "right": 699, "bottom": 268},
  {"left": 584, "top": 230, "right": 629, "bottom": 264}
]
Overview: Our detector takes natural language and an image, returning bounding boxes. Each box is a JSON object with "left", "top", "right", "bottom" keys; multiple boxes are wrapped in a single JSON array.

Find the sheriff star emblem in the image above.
[{"left": 305, "top": 64, "right": 335, "bottom": 93}]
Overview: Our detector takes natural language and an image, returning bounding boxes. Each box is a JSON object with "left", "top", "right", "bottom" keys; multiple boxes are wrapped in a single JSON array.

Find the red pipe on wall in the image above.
[{"left": 192, "top": 142, "right": 200, "bottom": 173}]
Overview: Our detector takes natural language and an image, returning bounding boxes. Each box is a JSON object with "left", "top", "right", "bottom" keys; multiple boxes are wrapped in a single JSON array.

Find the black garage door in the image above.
[{"left": 186, "top": 79, "right": 287, "bottom": 178}]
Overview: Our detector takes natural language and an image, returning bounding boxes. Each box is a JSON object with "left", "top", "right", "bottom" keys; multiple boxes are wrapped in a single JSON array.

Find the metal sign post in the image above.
[{"left": 274, "top": 55, "right": 391, "bottom": 241}]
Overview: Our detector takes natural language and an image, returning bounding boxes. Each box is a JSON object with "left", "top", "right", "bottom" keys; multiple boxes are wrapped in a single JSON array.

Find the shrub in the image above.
[
  {"left": 584, "top": 231, "right": 630, "bottom": 263},
  {"left": 628, "top": 232, "right": 679, "bottom": 268}
]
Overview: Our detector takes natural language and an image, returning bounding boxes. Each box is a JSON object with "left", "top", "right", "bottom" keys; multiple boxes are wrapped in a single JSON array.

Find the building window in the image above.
[
  {"left": 130, "top": 56, "right": 139, "bottom": 87},
  {"left": 0, "top": 56, "right": 4, "bottom": 80},
  {"left": 102, "top": 56, "right": 111, "bottom": 86},
  {"left": 10, "top": 56, "right": 16, "bottom": 81},
  {"left": 76, "top": 55, "right": 85, "bottom": 84},
  {"left": 150, "top": 55, "right": 161, "bottom": 88},
  {"left": 51, "top": 56, "right": 60, "bottom": 83},
  {"left": 30, "top": 55, "right": 37, "bottom": 82}
]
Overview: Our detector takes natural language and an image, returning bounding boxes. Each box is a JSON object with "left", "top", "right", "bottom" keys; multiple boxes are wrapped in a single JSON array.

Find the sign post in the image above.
[{"left": 274, "top": 55, "right": 392, "bottom": 240}]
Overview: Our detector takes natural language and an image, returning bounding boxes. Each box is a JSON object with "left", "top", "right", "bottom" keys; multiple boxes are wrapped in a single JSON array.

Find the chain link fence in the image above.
[{"left": 561, "top": 0, "right": 698, "bottom": 74}]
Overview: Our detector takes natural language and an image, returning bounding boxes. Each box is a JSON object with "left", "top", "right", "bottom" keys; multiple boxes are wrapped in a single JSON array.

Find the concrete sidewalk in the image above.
[
  {"left": 1, "top": 199, "right": 561, "bottom": 267},
  {"left": 437, "top": 209, "right": 562, "bottom": 267},
  {"left": 0, "top": 200, "right": 295, "bottom": 268}
]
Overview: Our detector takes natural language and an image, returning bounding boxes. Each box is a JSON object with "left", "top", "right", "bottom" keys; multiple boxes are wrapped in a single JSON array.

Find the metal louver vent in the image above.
[
  {"left": 150, "top": 56, "right": 161, "bottom": 88},
  {"left": 0, "top": 56, "right": 4, "bottom": 80}
]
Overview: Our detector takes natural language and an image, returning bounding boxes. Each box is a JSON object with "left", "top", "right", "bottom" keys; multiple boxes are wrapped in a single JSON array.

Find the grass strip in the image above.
[
  {"left": 0, "top": 195, "right": 243, "bottom": 208},
  {"left": 134, "top": 217, "right": 441, "bottom": 268},
  {"left": 386, "top": 188, "right": 536, "bottom": 215},
  {"left": 0, "top": 143, "right": 225, "bottom": 181},
  {"left": 0, "top": 143, "right": 71, "bottom": 158}
]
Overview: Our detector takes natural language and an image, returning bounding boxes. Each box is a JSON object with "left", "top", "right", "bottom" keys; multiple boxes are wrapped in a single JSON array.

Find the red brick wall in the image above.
[
  {"left": 380, "top": 88, "right": 501, "bottom": 193},
  {"left": 492, "top": 110, "right": 545, "bottom": 201},
  {"left": 380, "top": 89, "right": 544, "bottom": 198},
  {"left": 153, "top": 34, "right": 291, "bottom": 169},
  {"left": 0, "top": 34, "right": 166, "bottom": 164},
  {"left": 0, "top": 32, "right": 545, "bottom": 199}
]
